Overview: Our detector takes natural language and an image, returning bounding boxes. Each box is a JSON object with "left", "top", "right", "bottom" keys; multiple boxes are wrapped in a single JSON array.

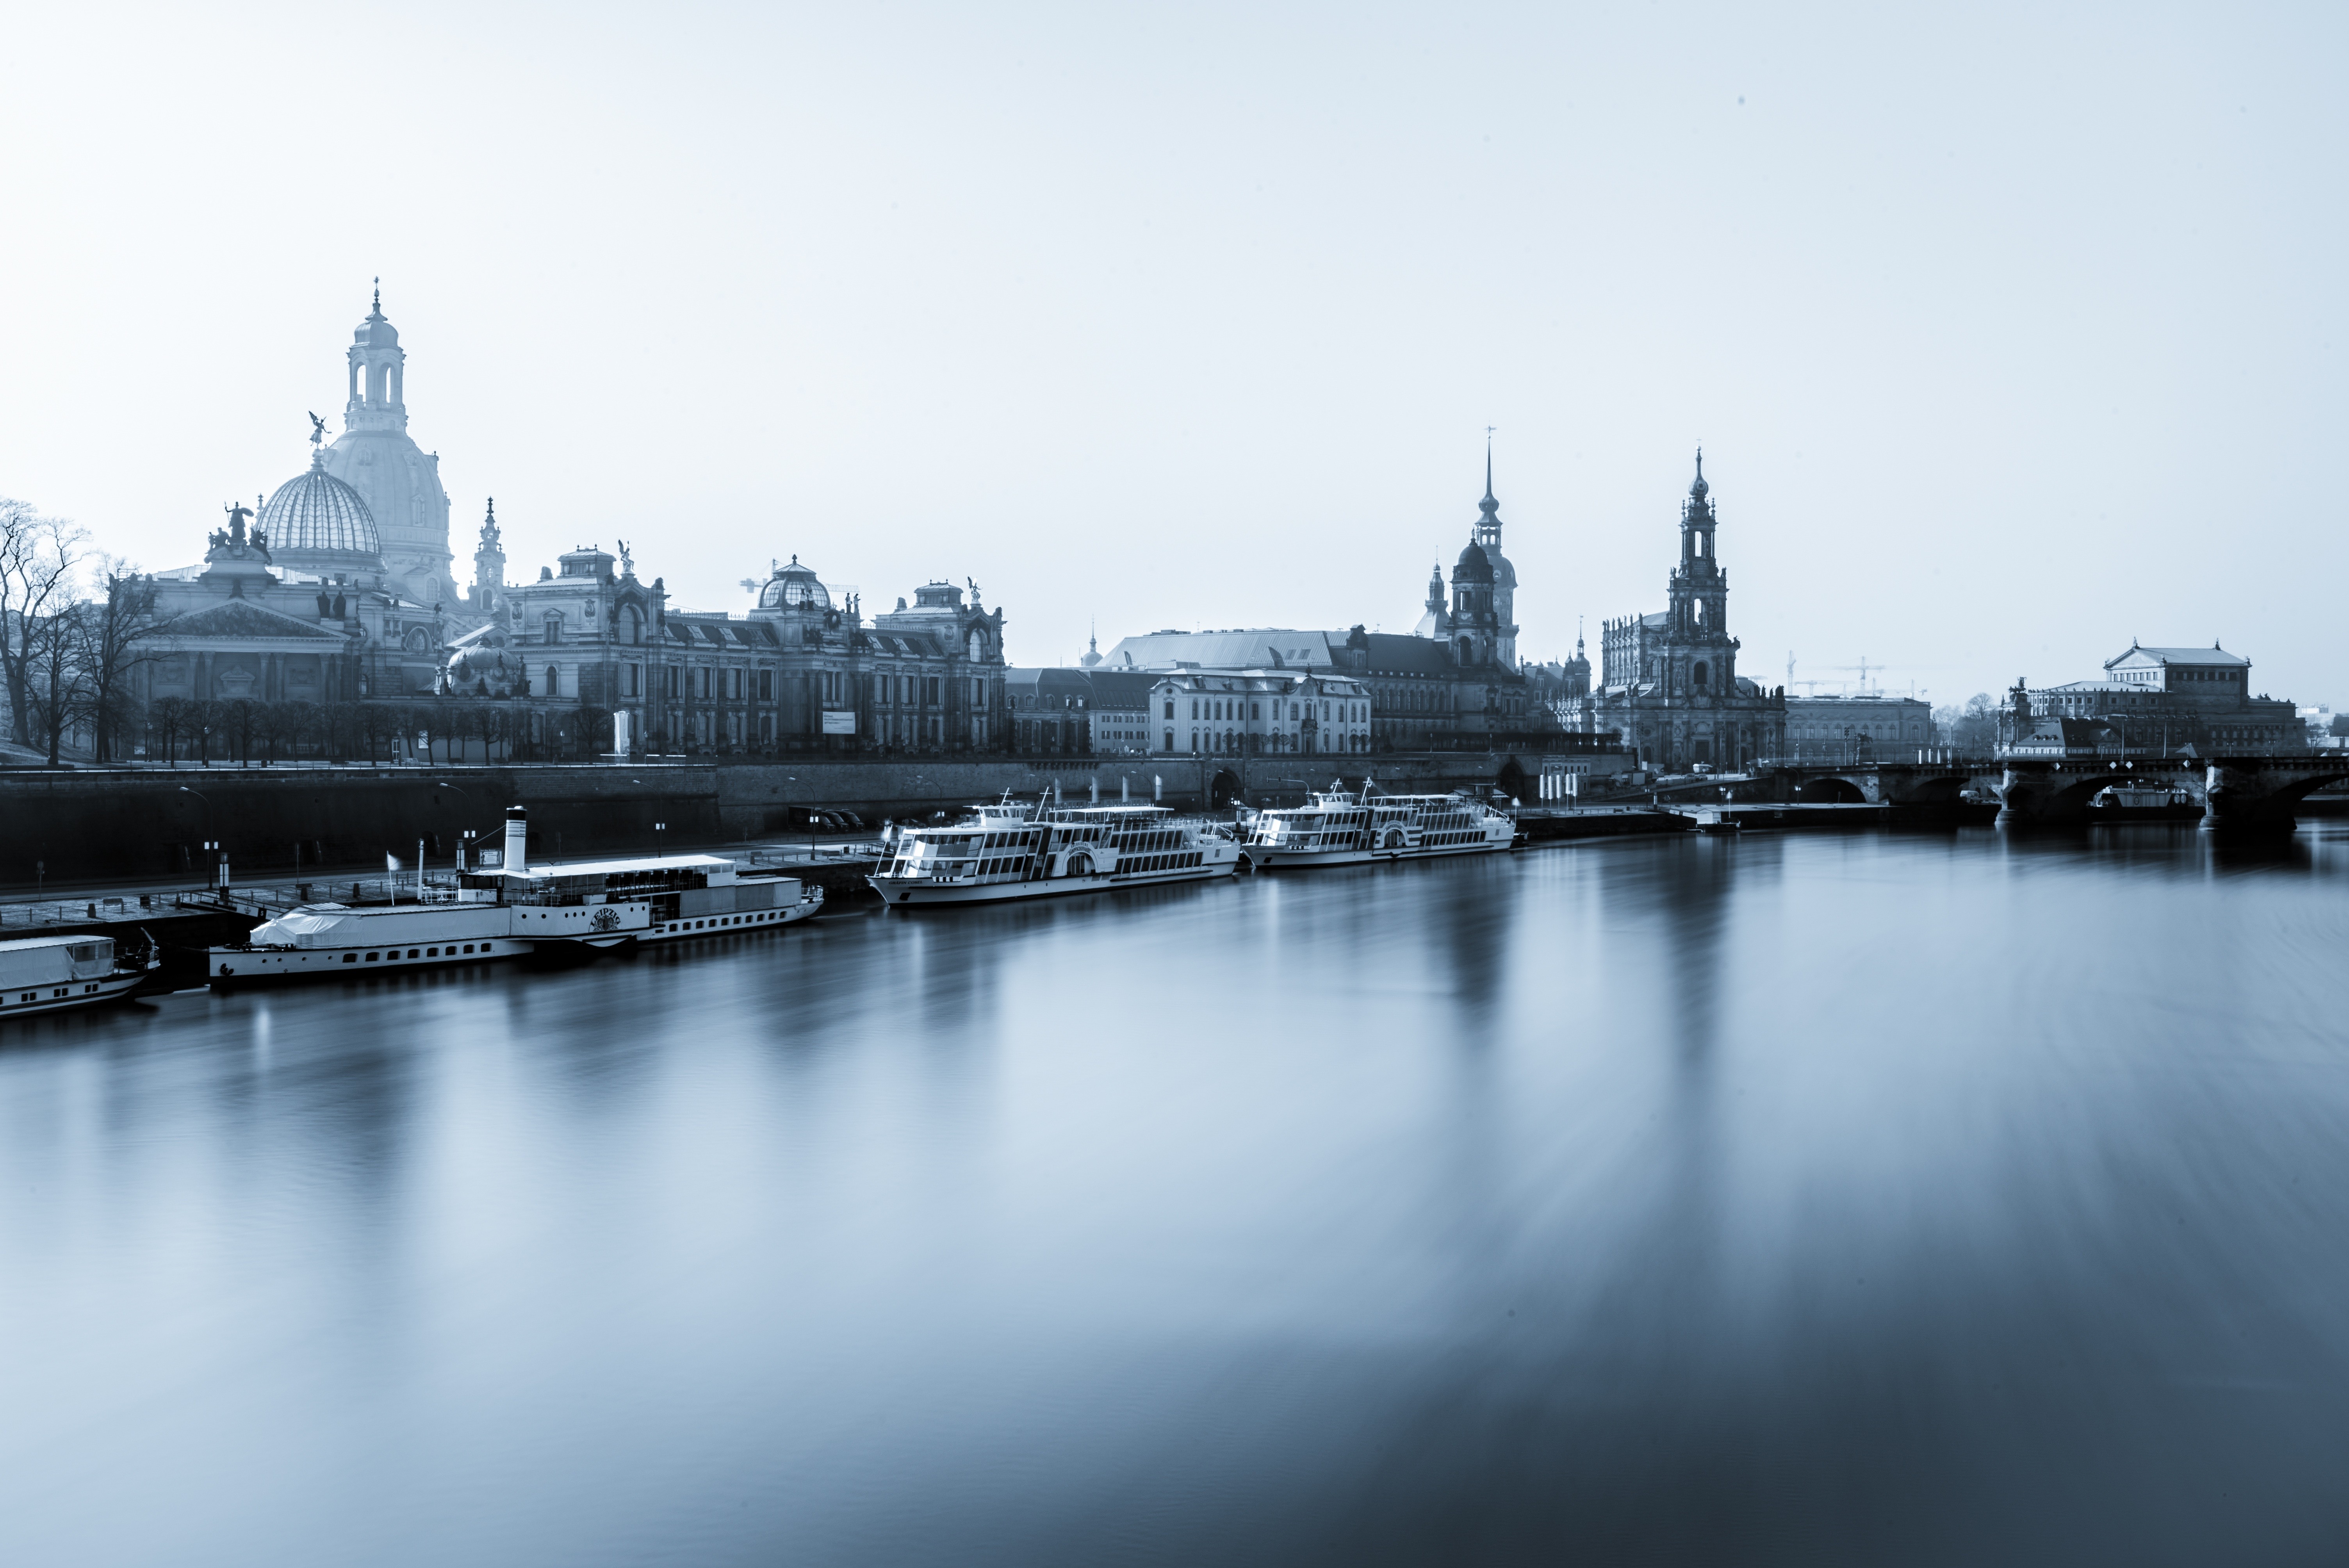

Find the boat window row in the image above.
[
  {"left": 347, "top": 942, "right": 501, "bottom": 963},
  {"left": 661, "top": 911, "right": 793, "bottom": 932}
]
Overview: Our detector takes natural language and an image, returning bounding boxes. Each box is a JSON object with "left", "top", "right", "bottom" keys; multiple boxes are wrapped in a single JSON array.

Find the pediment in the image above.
[{"left": 157, "top": 599, "right": 344, "bottom": 640}]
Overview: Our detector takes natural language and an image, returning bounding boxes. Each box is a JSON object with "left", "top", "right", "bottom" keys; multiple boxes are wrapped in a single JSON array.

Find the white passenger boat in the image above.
[
  {"left": 1244, "top": 781, "right": 1517, "bottom": 869},
  {"left": 484, "top": 853, "right": 822, "bottom": 946},
  {"left": 0, "top": 933, "right": 158, "bottom": 1019},
  {"left": 870, "top": 797, "right": 1241, "bottom": 907},
  {"left": 207, "top": 807, "right": 822, "bottom": 985}
]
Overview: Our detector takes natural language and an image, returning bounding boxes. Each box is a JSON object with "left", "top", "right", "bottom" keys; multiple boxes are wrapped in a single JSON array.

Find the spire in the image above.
[
  {"left": 1474, "top": 434, "right": 1502, "bottom": 546},
  {"left": 371, "top": 277, "right": 381, "bottom": 316}
]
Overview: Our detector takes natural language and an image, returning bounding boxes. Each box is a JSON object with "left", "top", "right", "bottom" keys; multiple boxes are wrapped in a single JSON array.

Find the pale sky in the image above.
[{"left": 2, "top": 3, "right": 2340, "bottom": 707}]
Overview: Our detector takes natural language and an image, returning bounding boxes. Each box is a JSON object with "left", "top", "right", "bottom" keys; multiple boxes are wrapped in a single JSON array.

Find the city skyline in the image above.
[{"left": 2, "top": 6, "right": 2340, "bottom": 708}]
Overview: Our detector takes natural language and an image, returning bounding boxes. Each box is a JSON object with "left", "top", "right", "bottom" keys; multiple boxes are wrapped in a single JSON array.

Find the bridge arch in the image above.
[
  {"left": 1495, "top": 758, "right": 1527, "bottom": 802},
  {"left": 1208, "top": 769, "right": 1243, "bottom": 808},
  {"left": 1795, "top": 776, "right": 1868, "bottom": 804}
]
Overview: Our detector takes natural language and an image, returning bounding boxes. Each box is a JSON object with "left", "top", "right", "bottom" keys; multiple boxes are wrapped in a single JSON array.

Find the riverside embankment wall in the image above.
[{"left": 0, "top": 752, "right": 1532, "bottom": 886}]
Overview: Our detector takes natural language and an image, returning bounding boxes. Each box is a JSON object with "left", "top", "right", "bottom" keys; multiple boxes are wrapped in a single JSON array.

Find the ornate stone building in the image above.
[
  {"left": 448, "top": 551, "right": 1011, "bottom": 754},
  {"left": 2016, "top": 642, "right": 2303, "bottom": 754},
  {"left": 135, "top": 473, "right": 451, "bottom": 718},
  {"left": 1583, "top": 454, "right": 1786, "bottom": 770},
  {"left": 1098, "top": 451, "right": 1547, "bottom": 750}
]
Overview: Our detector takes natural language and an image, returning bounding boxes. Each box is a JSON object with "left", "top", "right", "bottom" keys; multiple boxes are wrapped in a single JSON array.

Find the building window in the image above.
[
  {"left": 624, "top": 663, "right": 640, "bottom": 697},
  {"left": 544, "top": 665, "right": 560, "bottom": 697},
  {"left": 760, "top": 669, "right": 775, "bottom": 701}
]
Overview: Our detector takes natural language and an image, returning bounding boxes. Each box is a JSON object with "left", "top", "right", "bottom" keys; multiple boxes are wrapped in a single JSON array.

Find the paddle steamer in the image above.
[{"left": 207, "top": 808, "right": 820, "bottom": 984}]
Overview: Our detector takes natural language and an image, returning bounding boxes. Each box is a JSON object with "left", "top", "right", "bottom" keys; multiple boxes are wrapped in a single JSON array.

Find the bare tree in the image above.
[
  {"left": 219, "top": 698, "right": 259, "bottom": 766},
  {"left": 150, "top": 695, "right": 192, "bottom": 765},
  {"left": 256, "top": 700, "right": 304, "bottom": 764},
  {"left": 20, "top": 599, "right": 79, "bottom": 765},
  {"left": 0, "top": 499, "right": 86, "bottom": 748},
  {"left": 68, "top": 562, "right": 158, "bottom": 764},
  {"left": 356, "top": 703, "right": 396, "bottom": 764},
  {"left": 464, "top": 702, "right": 504, "bottom": 764}
]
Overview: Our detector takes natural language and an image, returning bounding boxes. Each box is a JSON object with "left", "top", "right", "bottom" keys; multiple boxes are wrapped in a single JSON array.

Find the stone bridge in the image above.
[{"left": 1751, "top": 755, "right": 2349, "bottom": 831}]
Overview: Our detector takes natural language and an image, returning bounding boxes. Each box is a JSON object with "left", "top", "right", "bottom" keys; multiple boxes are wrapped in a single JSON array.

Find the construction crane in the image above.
[{"left": 1821, "top": 656, "right": 1876, "bottom": 696}]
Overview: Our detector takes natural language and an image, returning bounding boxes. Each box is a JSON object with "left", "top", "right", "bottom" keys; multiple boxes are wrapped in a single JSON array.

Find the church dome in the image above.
[
  {"left": 260, "top": 452, "right": 383, "bottom": 574},
  {"left": 1453, "top": 540, "right": 1494, "bottom": 583},
  {"left": 756, "top": 556, "right": 832, "bottom": 612}
]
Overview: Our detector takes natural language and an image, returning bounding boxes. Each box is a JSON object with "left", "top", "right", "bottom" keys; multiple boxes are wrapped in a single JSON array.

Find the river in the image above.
[{"left": 5, "top": 825, "right": 2349, "bottom": 1565}]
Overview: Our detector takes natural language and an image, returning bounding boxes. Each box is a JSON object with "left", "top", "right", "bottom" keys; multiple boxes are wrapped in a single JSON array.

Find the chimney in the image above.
[{"left": 503, "top": 807, "right": 529, "bottom": 875}]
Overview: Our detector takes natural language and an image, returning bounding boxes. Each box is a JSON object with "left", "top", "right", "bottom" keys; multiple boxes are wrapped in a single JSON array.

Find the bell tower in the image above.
[
  {"left": 1665, "top": 449, "right": 1735, "bottom": 690},
  {"left": 1474, "top": 436, "right": 1520, "bottom": 666},
  {"left": 346, "top": 279, "right": 407, "bottom": 433},
  {"left": 471, "top": 499, "right": 506, "bottom": 613}
]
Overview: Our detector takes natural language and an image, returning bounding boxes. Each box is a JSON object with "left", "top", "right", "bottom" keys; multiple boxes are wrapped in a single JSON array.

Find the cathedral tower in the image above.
[
  {"left": 1664, "top": 449, "right": 1734, "bottom": 691},
  {"left": 1473, "top": 441, "right": 1520, "bottom": 666}
]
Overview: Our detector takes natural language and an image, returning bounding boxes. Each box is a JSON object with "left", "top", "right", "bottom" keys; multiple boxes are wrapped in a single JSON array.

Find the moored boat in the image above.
[
  {"left": 207, "top": 807, "right": 822, "bottom": 985},
  {"left": 1244, "top": 781, "right": 1516, "bottom": 868},
  {"left": 2086, "top": 784, "right": 2202, "bottom": 821},
  {"left": 871, "top": 796, "right": 1241, "bottom": 907},
  {"left": 0, "top": 933, "right": 159, "bottom": 1019}
]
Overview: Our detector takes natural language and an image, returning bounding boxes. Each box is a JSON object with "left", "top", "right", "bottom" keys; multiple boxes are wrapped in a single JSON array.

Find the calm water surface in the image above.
[{"left": 6, "top": 827, "right": 2349, "bottom": 1565}]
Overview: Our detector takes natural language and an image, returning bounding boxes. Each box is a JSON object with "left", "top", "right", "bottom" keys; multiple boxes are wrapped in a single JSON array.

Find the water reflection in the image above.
[{"left": 7, "top": 827, "right": 2349, "bottom": 1564}]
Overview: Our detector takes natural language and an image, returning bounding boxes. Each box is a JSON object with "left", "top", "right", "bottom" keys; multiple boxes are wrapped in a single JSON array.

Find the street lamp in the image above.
[{"left": 178, "top": 786, "right": 221, "bottom": 889}]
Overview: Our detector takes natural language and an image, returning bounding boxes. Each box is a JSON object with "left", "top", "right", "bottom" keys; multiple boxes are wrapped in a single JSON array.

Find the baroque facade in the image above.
[
  {"left": 1583, "top": 454, "right": 1787, "bottom": 770},
  {"left": 137, "top": 440, "right": 455, "bottom": 718},
  {"left": 447, "top": 550, "right": 1010, "bottom": 755}
]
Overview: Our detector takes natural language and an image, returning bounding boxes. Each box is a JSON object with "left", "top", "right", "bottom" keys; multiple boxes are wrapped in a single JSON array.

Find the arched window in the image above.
[
  {"left": 544, "top": 665, "right": 560, "bottom": 697},
  {"left": 1693, "top": 661, "right": 1709, "bottom": 690},
  {"left": 622, "top": 608, "right": 641, "bottom": 646}
]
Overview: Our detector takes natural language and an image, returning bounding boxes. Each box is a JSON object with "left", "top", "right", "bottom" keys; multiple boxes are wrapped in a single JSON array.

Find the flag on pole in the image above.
[{"left": 386, "top": 852, "right": 403, "bottom": 871}]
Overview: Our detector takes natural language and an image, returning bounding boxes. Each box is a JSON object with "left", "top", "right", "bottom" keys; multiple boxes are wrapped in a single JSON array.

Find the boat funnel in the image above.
[{"left": 503, "top": 807, "right": 528, "bottom": 875}]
